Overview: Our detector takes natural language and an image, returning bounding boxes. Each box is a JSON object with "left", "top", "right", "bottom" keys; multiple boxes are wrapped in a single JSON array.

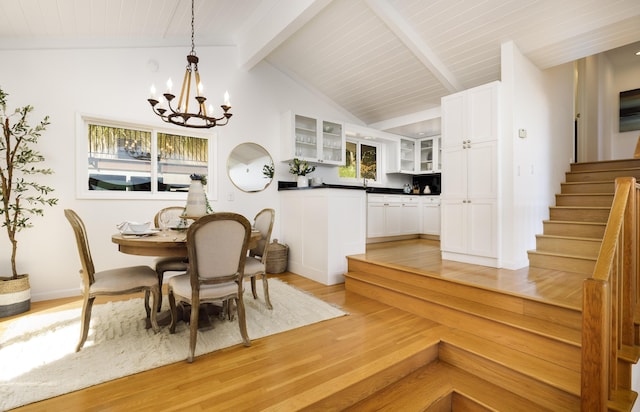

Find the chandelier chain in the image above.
[{"left": 190, "top": 0, "right": 195, "bottom": 55}]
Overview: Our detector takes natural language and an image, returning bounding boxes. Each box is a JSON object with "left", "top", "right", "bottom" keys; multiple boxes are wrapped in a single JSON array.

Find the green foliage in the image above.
[
  {"left": 0, "top": 87, "right": 58, "bottom": 278},
  {"left": 288, "top": 158, "right": 315, "bottom": 176},
  {"left": 263, "top": 163, "right": 274, "bottom": 179}
]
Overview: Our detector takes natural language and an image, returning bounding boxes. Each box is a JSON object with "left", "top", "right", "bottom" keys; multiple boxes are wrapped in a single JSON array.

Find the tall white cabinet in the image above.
[{"left": 440, "top": 81, "right": 501, "bottom": 267}]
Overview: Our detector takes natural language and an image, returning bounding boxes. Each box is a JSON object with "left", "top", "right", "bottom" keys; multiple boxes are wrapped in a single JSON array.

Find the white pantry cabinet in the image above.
[
  {"left": 440, "top": 81, "right": 501, "bottom": 267},
  {"left": 280, "top": 188, "right": 366, "bottom": 285},
  {"left": 281, "top": 111, "right": 345, "bottom": 165}
]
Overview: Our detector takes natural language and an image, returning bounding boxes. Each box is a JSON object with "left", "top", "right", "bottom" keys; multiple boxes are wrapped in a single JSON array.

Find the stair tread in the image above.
[
  {"left": 528, "top": 249, "right": 597, "bottom": 261},
  {"left": 543, "top": 219, "right": 606, "bottom": 226},
  {"left": 609, "top": 388, "right": 639, "bottom": 412},
  {"left": 345, "top": 270, "right": 581, "bottom": 345},
  {"left": 536, "top": 233, "right": 602, "bottom": 242},
  {"left": 550, "top": 205, "right": 611, "bottom": 209}
]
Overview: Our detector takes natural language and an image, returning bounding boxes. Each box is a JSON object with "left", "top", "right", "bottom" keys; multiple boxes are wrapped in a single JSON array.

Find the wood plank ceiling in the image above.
[{"left": 0, "top": 0, "right": 639, "bottom": 137}]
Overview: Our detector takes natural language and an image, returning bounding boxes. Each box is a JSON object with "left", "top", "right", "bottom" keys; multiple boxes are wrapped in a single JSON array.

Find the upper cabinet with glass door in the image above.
[
  {"left": 388, "top": 135, "right": 441, "bottom": 174},
  {"left": 419, "top": 136, "right": 440, "bottom": 173},
  {"left": 399, "top": 138, "right": 416, "bottom": 172},
  {"left": 281, "top": 111, "right": 345, "bottom": 165}
]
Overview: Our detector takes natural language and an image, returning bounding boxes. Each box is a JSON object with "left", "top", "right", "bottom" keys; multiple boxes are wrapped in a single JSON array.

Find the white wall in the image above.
[
  {"left": 500, "top": 41, "right": 574, "bottom": 269},
  {"left": 604, "top": 56, "right": 640, "bottom": 159},
  {"left": 0, "top": 45, "right": 359, "bottom": 301}
]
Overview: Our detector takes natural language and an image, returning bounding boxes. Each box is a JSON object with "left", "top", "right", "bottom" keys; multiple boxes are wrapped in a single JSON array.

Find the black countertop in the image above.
[{"left": 277, "top": 181, "right": 440, "bottom": 195}]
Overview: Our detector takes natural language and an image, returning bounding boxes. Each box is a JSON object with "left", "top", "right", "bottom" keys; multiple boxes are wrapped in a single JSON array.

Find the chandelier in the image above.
[{"left": 147, "top": 0, "right": 232, "bottom": 129}]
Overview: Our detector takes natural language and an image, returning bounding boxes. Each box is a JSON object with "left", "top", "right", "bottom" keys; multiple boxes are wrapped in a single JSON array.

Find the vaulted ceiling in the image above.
[{"left": 1, "top": 0, "right": 639, "bottom": 137}]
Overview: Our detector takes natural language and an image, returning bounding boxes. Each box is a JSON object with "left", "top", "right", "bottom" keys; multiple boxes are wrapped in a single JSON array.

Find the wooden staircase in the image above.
[
  {"left": 525, "top": 160, "right": 640, "bottom": 275},
  {"left": 339, "top": 159, "right": 640, "bottom": 411}
]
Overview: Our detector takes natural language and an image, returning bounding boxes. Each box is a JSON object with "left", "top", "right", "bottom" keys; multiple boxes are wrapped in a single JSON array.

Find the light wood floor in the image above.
[{"left": 4, "top": 239, "right": 584, "bottom": 411}]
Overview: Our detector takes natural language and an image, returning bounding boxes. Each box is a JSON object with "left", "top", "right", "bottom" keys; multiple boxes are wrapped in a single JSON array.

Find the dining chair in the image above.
[
  {"left": 153, "top": 206, "right": 189, "bottom": 310},
  {"left": 167, "top": 212, "right": 252, "bottom": 363},
  {"left": 64, "top": 209, "right": 160, "bottom": 352},
  {"left": 244, "top": 208, "right": 275, "bottom": 310}
]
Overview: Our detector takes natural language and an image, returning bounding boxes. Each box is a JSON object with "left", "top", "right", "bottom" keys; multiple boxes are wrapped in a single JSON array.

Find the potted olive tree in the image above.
[{"left": 0, "top": 87, "right": 57, "bottom": 317}]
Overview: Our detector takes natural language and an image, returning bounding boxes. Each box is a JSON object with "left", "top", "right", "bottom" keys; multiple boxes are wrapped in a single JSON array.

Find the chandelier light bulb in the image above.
[
  {"left": 224, "top": 91, "right": 230, "bottom": 107},
  {"left": 166, "top": 78, "right": 173, "bottom": 94},
  {"left": 150, "top": 84, "right": 157, "bottom": 99}
]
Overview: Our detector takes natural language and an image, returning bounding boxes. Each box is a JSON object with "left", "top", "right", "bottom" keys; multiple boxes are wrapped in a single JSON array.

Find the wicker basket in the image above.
[{"left": 265, "top": 239, "right": 288, "bottom": 274}]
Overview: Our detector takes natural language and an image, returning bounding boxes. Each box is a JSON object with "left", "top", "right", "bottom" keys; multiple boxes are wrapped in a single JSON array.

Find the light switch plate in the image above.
[{"left": 518, "top": 128, "right": 527, "bottom": 138}]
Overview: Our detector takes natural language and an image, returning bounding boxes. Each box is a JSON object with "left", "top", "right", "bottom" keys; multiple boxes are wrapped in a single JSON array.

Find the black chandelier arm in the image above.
[{"left": 148, "top": 98, "right": 233, "bottom": 129}]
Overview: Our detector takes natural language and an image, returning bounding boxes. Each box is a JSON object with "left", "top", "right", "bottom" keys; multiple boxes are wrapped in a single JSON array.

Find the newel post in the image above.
[{"left": 582, "top": 278, "right": 610, "bottom": 412}]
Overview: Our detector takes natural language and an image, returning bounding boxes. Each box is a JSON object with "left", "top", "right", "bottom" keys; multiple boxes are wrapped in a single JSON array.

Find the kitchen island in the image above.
[{"left": 279, "top": 186, "right": 366, "bottom": 285}]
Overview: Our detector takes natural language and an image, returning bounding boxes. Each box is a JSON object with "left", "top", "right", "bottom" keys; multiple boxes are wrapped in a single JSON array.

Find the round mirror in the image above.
[{"left": 227, "top": 143, "right": 274, "bottom": 192}]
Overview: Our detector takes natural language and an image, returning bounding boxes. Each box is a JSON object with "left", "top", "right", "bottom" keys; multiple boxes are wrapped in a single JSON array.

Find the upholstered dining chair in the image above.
[
  {"left": 244, "top": 208, "right": 275, "bottom": 310},
  {"left": 167, "top": 212, "right": 252, "bottom": 363},
  {"left": 64, "top": 209, "right": 160, "bottom": 352},
  {"left": 153, "top": 206, "right": 189, "bottom": 310}
]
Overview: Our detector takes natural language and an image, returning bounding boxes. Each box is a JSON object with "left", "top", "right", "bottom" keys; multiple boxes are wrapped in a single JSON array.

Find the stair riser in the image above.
[
  {"left": 535, "top": 236, "right": 601, "bottom": 257},
  {"left": 555, "top": 194, "right": 613, "bottom": 207},
  {"left": 345, "top": 276, "right": 582, "bottom": 371},
  {"left": 549, "top": 207, "right": 610, "bottom": 223},
  {"left": 347, "top": 259, "right": 581, "bottom": 328},
  {"left": 561, "top": 182, "right": 615, "bottom": 194},
  {"left": 542, "top": 221, "right": 606, "bottom": 238},
  {"left": 439, "top": 344, "right": 580, "bottom": 411},
  {"left": 566, "top": 169, "right": 640, "bottom": 182},
  {"left": 527, "top": 252, "right": 595, "bottom": 275}
]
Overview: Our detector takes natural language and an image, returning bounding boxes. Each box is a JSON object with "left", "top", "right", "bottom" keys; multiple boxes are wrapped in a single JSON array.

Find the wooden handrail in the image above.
[{"left": 582, "top": 177, "right": 639, "bottom": 411}]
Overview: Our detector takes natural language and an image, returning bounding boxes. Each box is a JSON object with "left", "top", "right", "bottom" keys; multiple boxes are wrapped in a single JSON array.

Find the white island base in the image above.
[{"left": 279, "top": 188, "right": 367, "bottom": 285}]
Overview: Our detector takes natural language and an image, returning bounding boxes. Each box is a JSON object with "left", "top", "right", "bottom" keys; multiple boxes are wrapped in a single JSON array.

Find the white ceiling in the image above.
[{"left": 1, "top": 0, "right": 639, "bottom": 138}]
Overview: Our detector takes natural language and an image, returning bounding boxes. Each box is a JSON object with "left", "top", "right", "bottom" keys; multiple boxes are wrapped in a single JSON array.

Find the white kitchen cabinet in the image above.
[
  {"left": 388, "top": 136, "right": 441, "bottom": 174},
  {"left": 418, "top": 136, "right": 440, "bottom": 173},
  {"left": 400, "top": 196, "right": 420, "bottom": 234},
  {"left": 281, "top": 111, "right": 345, "bottom": 165},
  {"left": 280, "top": 188, "right": 366, "bottom": 285},
  {"left": 367, "top": 194, "right": 420, "bottom": 238},
  {"left": 440, "top": 81, "right": 500, "bottom": 267},
  {"left": 421, "top": 196, "right": 441, "bottom": 236}
]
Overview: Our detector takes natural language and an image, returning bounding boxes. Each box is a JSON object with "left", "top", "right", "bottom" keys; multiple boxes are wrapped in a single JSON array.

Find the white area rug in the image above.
[{"left": 0, "top": 279, "right": 346, "bottom": 411}]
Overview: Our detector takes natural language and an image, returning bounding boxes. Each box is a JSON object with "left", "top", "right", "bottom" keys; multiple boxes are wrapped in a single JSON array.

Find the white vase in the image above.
[
  {"left": 297, "top": 175, "right": 308, "bottom": 188},
  {"left": 185, "top": 180, "right": 207, "bottom": 217}
]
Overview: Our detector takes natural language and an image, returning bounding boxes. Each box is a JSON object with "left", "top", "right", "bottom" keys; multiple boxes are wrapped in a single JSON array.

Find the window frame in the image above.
[
  {"left": 76, "top": 113, "right": 217, "bottom": 200},
  {"left": 338, "top": 139, "right": 381, "bottom": 183}
]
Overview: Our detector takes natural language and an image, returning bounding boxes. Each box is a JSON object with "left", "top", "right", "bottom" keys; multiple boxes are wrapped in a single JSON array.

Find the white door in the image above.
[
  {"left": 440, "top": 199, "right": 466, "bottom": 253},
  {"left": 467, "top": 199, "right": 497, "bottom": 258},
  {"left": 401, "top": 202, "right": 420, "bottom": 234},
  {"left": 367, "top": 202, "right": 386, "bottom": 238},
  {"left": 385, "top": 203, "right": 403, "bottom": 236}
]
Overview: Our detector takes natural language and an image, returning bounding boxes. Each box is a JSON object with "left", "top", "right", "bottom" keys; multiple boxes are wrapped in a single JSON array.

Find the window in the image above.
[
  {"left": 338, "top": 140, "right": 379, "bottom": 181},
  {"left": 77, "top": 115, "right": 216, "bottom": 200}
]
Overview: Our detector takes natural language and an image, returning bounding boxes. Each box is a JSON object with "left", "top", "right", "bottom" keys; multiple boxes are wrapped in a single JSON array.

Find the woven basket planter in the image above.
[
  {"left": 0, "top": 274, "right": 31, "bottom": 318},
  {"left": 265, "top": 239, "right": 288, "bottom": 274}
]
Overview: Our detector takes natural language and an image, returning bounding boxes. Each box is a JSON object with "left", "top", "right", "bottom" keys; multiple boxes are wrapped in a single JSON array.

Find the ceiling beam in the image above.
[
  {"left": 236, "top": 0, "right": 332, "bottom": 71},
  {"left": 365, "top": 0, "right": 462, "bottom": 93},
  {"left": 369, "top": 107, "right": 441, "bottom": 131}
]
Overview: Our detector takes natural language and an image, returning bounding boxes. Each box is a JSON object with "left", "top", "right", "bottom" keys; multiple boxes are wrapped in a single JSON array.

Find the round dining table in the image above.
[
  {"left": 112, "top": 228, "right": 262, "bottom": 329},
  {"left": 111, "top": 229, "right": 261, "bottom": 257}
]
